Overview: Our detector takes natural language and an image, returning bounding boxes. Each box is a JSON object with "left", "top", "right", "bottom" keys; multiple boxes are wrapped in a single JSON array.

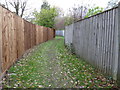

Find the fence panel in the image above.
[
  {"left": 36, "top": 25, "right": 44, "bottom": 45},
  {"left": 43, "top": 27, "right": 48, "bottom": 42},
  {"left": 48, "top": 28, "right": 55, "bottom": 40},
  {"left": 2, "top": 8, "right": 10, "bottom": 71},
  {"left": 16, "top": 16, "right": 25, "bottom": 58},
  {"left": 65, "top": 7, "right": 119, "bottom": 83},
  {"left": 0, "top": 6, "right": 55, "bottom": 78}
]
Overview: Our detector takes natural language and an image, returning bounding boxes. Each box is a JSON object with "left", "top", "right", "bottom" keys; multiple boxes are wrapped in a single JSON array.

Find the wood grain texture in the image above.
[
  {"left": 0, "top": 6, "right": 3, "bottom": 74},
  {"left": 117, "top": 2, "right": 120, "bottom": 85},
  {"left": 0, "top": 6, "right": 55, "bottom": 78}
]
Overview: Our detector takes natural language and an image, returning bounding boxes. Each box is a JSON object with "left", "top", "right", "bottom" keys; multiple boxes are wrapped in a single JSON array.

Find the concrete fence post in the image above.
[{"left": 117, "top": 2, "right": 120, "bottom": 86}]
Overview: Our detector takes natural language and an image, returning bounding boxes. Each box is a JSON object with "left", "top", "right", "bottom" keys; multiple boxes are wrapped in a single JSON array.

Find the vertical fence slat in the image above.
[
  {"left": 100, "top": 13, "right": 103, "bottom": 72},
  {"left": 12, "top": 14, "right": 17, "bottom": 64},
  {"left": 106, "top": 11, "right": 109, "bottom": 74},
  {"left": 65, "top": 6, "right": 120, "bottom": 85},
  {"left": 0, "top": 6, "right": 3, "bottom": 75},
  {"left": 117, "top": 3, "right": 120, "bottom": 85},
  {"left": 8, "top": 10, "right": 13, "bottom": 66},
  {"left": 109, "top": 10, "right": 113, "bottom": 75},
  {"left": 102, "top": 12, "right": 105, "bottom": 73},
  {"left": 2, "top": 8, "right": 9, "bottom": 71},
  {"left": 113, "top": 8, "right": 118, "bottom": 80},
  {"left": 94, "top": 15, "right": 97, "bottom": 68}
]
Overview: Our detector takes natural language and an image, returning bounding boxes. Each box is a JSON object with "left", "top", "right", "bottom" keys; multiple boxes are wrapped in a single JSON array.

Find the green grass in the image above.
[
  {"left": 2, "top": 36, "right": 117, "bottom": 88},
  {"left": 55, "top": 36, "right": 64, "bottom": 39}
]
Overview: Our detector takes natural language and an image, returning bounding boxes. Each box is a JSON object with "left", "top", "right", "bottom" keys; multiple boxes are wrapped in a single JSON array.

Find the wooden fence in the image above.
[
  {"left": 0, "top": 6, "right": 55, "bottom": 78},
  {"left": 65, "top": 5, "right": 120, "bottom": 85}
]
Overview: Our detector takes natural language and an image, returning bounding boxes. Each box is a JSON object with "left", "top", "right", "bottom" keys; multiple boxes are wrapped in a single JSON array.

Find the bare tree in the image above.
[
  {"left": 5, "top": 0, "right": 28, "bottom": 17},
  {"left": 67, "top": 4, "right": 88, "bottom": 22},
  {"left": 20, "top": 0, "right": 27, "bottom": 17},
  {"left": 73, "top": 5, "right": 88, "bottom": 21},
  {"left": 66, "top": 0, "right": 96, "bottom": 22}
]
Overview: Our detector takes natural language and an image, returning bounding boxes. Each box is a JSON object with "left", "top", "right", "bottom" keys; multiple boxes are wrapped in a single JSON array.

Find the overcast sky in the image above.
[
  {"left": 25, "top": 0, "right": 111, "bottom": 16},
  {"left": 0, "top": 0, "right": 117, "bottom": 16},
  {"left": 27, "top": 0, "right": 111, "bottom": 11}
]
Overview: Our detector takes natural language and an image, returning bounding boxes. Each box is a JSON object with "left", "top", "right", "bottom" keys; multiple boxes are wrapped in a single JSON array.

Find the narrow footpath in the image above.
[{"left": 2, "top": 37, "right": 117, "bottom": 88}]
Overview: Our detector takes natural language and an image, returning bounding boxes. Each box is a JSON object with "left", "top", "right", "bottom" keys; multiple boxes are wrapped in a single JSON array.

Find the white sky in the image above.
[
  {"left": 0, "top": 0, "right": 115, "bottom": 16},
  {"left": 26, "top": 0, "right": 112, "bottom": 16},
  {"left": 28, "top": 0, "right": 111, "bottom": 11}
]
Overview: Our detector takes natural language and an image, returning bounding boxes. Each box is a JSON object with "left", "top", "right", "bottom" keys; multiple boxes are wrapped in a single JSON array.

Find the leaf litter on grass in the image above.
[{"left": 2, "top": 36, "right": 117, "bottom": 88}]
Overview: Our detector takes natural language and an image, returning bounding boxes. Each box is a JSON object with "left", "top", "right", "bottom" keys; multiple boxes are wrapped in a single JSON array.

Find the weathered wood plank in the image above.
[
  {"left": 117, "top": 3, "right": 120, "bottom": 85},
  {"left": 0, "top": 6, "right": 3, "bottom": 74},
  {"left": 12, "top": 13, "right": 17, "bottom": 63},
  {"left": 107, "top": 10, "right": 110, "bottom": 75},
  {"left": 65, "top": 4, "right": 119, "bottom": 82},
  {"left": 112, "top": 8, "right": 118, "bottom": 80},
  {"left": 109, "top": 10, "right": 113, "bottom": 75},
  {"left": 104, "top": 11, "right": 108, "bottom": 74},
  {"left": 99, "top": 13, "right": 102, "bottom": 71},
  {"left": 2, "top": 8, "right": 9, "bottom": 71},
  {"left": 102, "top": 11, "right": 105, "bottom": 73}
]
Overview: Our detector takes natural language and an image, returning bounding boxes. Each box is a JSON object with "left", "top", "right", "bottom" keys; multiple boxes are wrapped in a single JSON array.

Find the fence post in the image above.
[
  {"left": 0, "top": 6, "right": 2, "bottom": 77},
  {"left": 117, "top": 2, "right": 120, "bottom": 86},
  {"left": 0, "top": 7, "right": 3, "bottom": 90}
]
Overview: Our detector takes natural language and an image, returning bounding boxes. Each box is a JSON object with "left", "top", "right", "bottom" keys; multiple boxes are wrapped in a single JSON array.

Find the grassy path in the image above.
[{"left": 3, "top": 37, "right": 117, "bottom": 88}]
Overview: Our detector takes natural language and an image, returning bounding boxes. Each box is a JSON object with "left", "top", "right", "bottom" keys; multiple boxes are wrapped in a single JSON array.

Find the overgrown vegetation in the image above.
[
  {"left": 64, "top": 5, "right": 104, "bottom": 26},
  {"left": 85, "top": 7, "right": 103, "bottom": 18},
  {"left": 2, "top": 37, "right": 117, "bottom": 88}
]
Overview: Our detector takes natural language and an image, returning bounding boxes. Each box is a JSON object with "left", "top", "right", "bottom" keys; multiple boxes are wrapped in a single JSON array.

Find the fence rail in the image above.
[
  {"left": 65, "top": 4, "right": 120, "bottom": 85},
  {"left": 0, "top": 6, "right": 55, "bottom": 78}
]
